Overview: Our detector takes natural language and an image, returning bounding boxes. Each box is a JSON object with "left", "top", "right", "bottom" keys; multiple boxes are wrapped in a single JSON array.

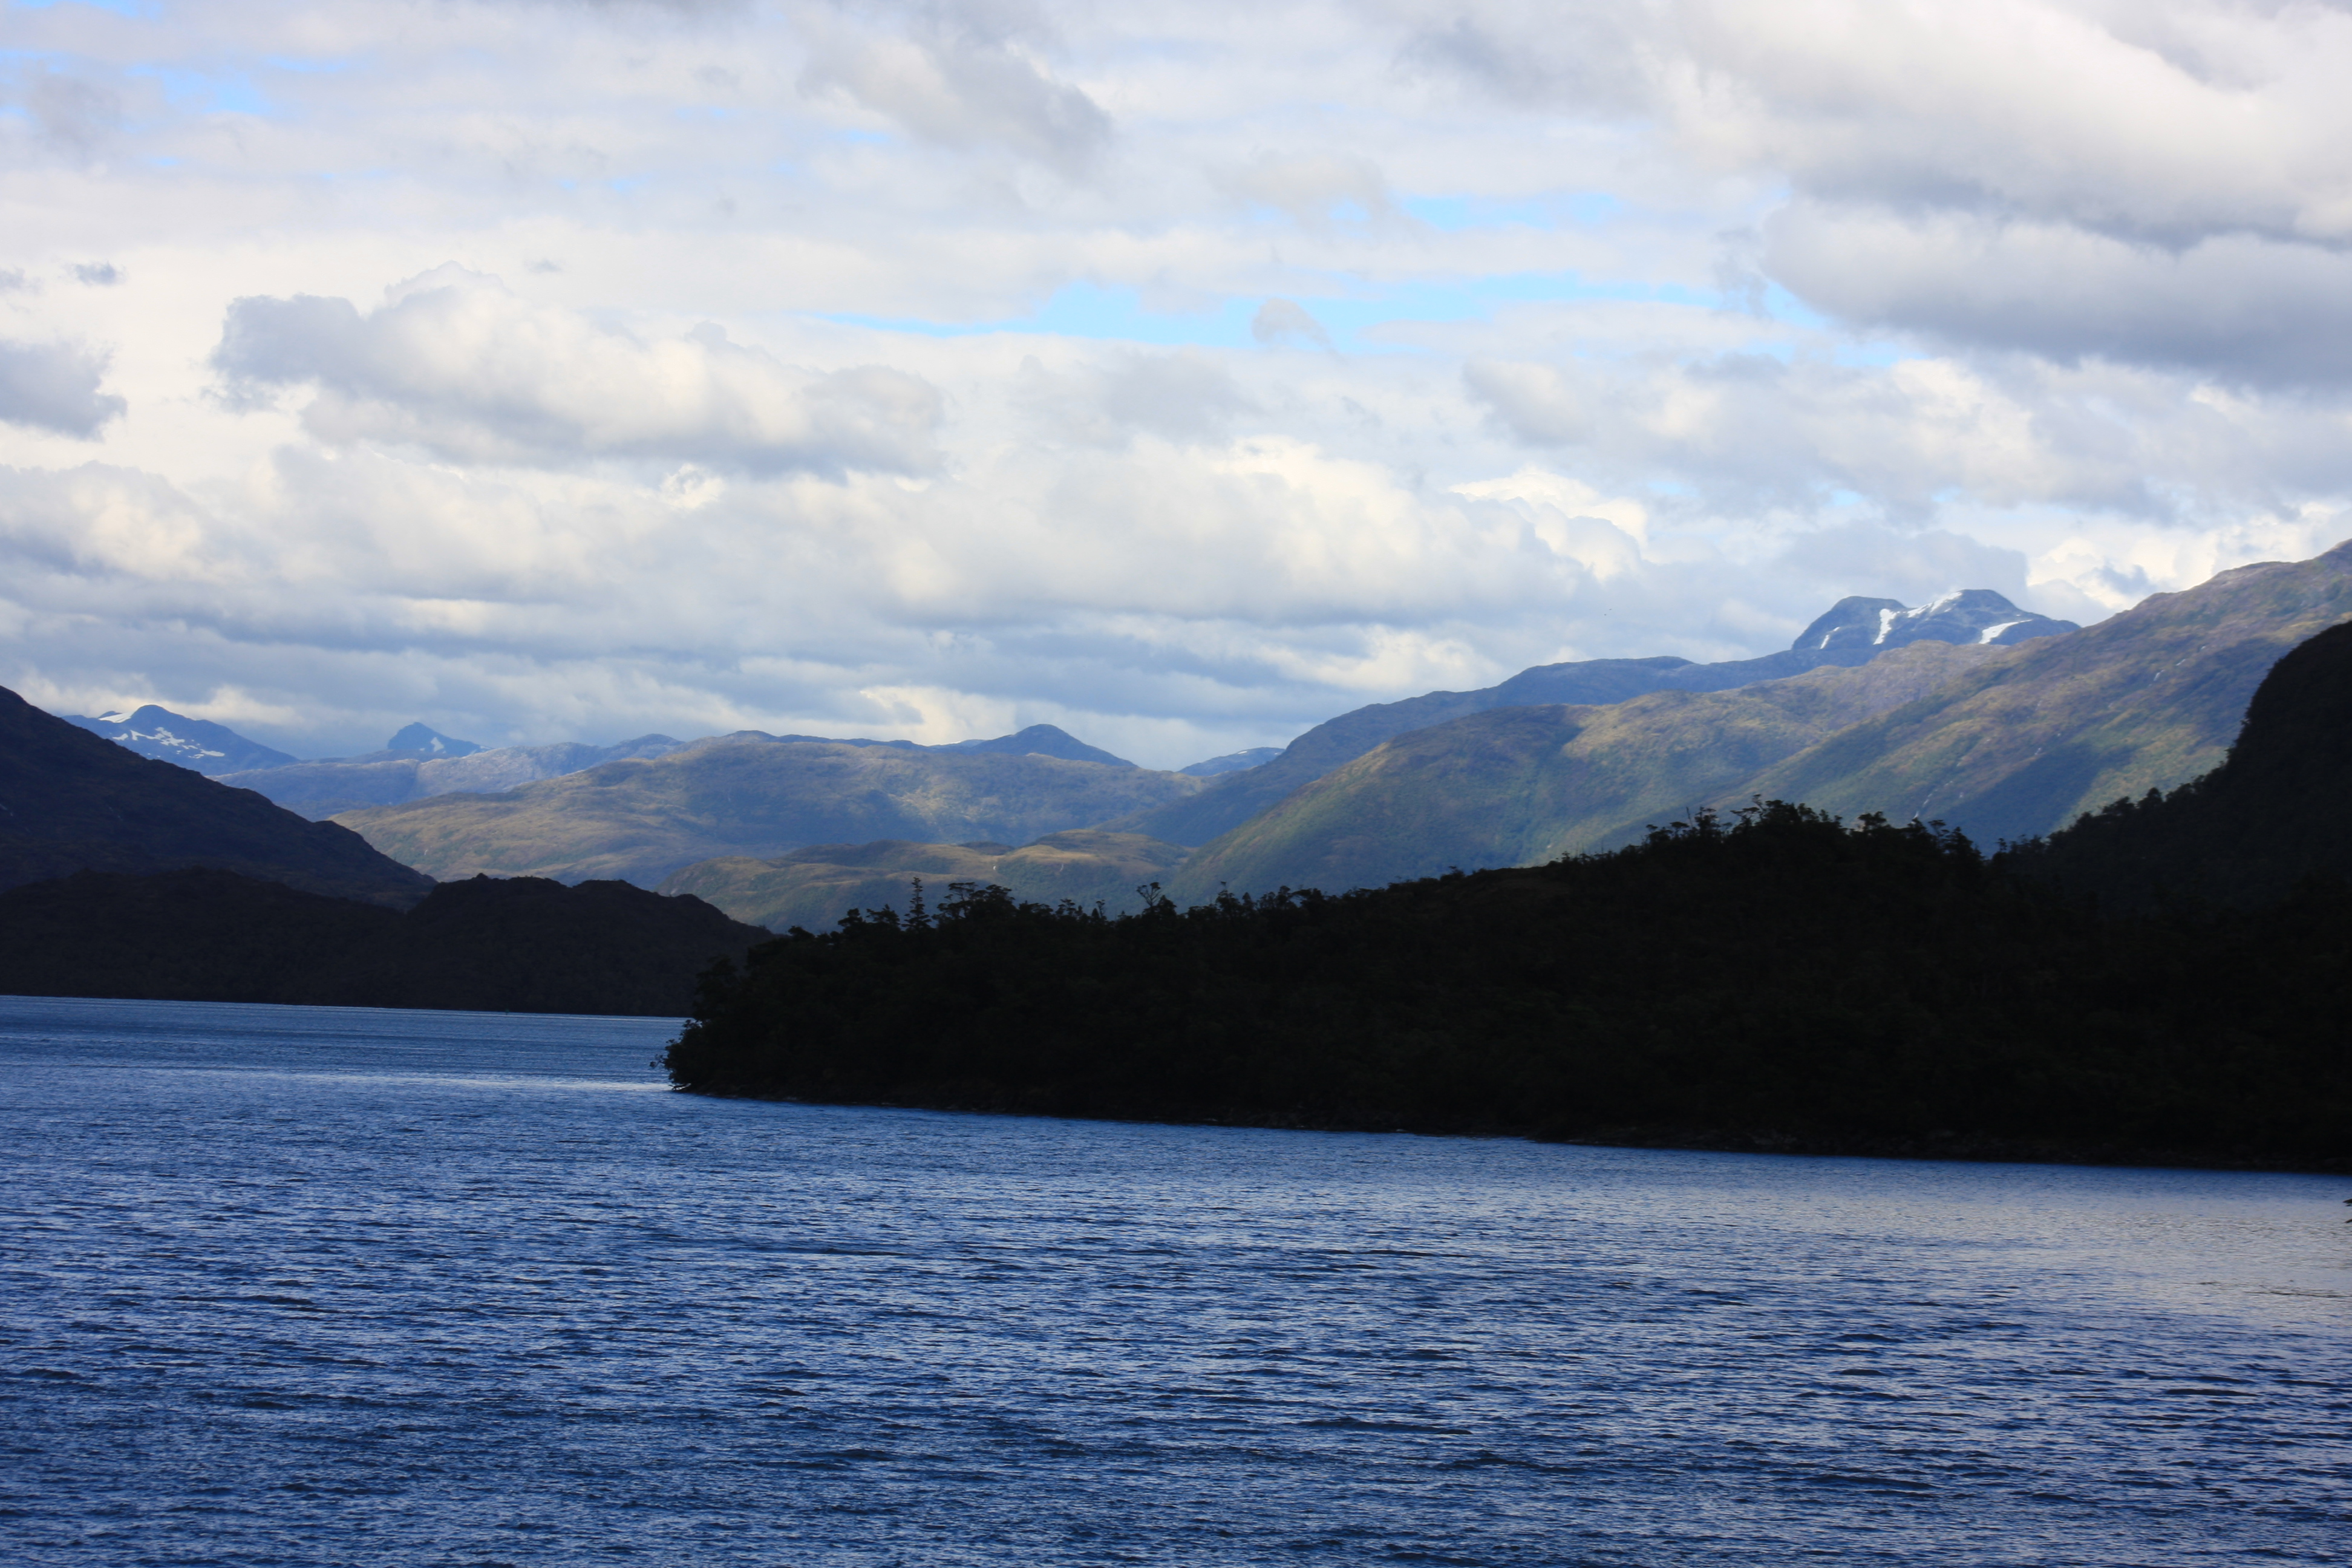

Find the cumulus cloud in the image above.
[
  {"left": 1400, "top": 0, "right": 2352, "bottom": 385},
  {"left": 0, "top": 342, "right": 125, "bottom": 439},
  {"left": 1462, "top": 345, "right": 2284, "bottom": 517},
  {"left": 1764, "top": 206, "right": 2352, "bottom": 385},
  {"left": 210, "top": 269, "right": 943, "bottom": 477}
]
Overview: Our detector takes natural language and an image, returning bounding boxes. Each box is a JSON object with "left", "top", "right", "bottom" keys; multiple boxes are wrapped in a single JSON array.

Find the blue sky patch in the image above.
[
  {"left": 128, "top": 65, "right": 271, "bottom": 116},
  {"left": 14, "top": 0, "right": 160, "bottom": 16}
]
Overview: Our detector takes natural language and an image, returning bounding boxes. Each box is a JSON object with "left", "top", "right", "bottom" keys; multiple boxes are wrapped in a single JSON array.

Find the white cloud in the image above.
[
  {"left": 211, "top": 268, "right": 944, "bottom": 476},
  {"left": 793, "top": 2, "right": 1112, "bottom": 176},
  {"left": 1251, "top": 299, "right": 1333, "bottom": 350},
  {"left": 0, "top": 341, "right": 124, "bottom": 438}
]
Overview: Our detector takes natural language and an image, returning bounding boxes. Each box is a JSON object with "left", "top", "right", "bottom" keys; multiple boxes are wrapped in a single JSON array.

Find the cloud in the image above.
[
  {"left": 210, "top": 269, "right": 944, "bottom": 477},
  {"left": 6, "top": 65, "right": 123, "bottom": 157},
  {"left": 1764, "top": 205, "right": 2352, "bottom": 385},
  {"left": 1460, "top": 339, "right": 2352, "bottom": 520},
  {"left": 1462, "top": 359, "right": 1583, "bottom": 443},
  {"left": 1250, "top": 298, "right": 1333, "bottom": 350},
  {"left": 1398, "top": 0, "right": 2352, "bottom": 384},
  {"left": 1014, "top": 350, "right": 1253, "bottom": 445},
  {"left": 0, "top": 342, "right": 126, "bottom": 439},
  {"left": 1219, "top": 152, "right": 1396, "bottom": 230},
  {"left": 71, "top": 263, "right": 123, "bottom": 288},
  {"left": 794, "top": 4, "right": 1112, "bottom": 175}
]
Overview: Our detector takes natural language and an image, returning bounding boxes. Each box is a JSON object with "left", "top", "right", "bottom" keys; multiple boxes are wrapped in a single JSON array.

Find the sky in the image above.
[{"left": 4, "top": 0, "right": 2351, "bottom": 766}]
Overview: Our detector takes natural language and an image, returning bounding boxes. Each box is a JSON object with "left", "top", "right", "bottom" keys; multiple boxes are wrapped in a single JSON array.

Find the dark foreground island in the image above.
[{"left": 665, "top": 801, "right": 2352, "bottom": 1171}]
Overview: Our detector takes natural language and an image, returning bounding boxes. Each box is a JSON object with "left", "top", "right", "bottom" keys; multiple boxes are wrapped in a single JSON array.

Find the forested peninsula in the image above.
[{"left": 665, "top": 624, "right": 2352, "bottom": 1173}]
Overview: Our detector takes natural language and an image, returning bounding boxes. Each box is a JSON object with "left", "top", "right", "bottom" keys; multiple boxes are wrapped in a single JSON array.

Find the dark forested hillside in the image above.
[
  {"left": 668, "top": 802, "right": 2351, "bottom": 1170},
  {"left": 0, "top": 869, "right": 768, "bottom": 1016},
  {"left": 2008, "top": 618, "right": 2352, "bottom": 909}
]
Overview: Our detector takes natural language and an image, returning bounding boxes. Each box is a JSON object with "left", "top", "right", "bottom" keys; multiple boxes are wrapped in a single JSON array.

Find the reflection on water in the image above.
[{"left": 4, "top": 994, "right": 2348, "bottom": 1566}]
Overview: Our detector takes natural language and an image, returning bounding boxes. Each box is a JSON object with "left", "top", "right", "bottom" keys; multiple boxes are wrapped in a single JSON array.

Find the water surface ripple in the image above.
[{"left": 3, "top": 995, "right": 2348, "bottom": 1565}]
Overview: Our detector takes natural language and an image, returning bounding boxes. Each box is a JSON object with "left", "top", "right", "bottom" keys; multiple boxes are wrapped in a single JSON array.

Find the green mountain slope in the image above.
[
  {"left": 0, "top": 685, "right": 435, "bottom": 907},
  {"left": 1166, "top": 642, "right": 1997, "bottom": 900},
  {"left": 1113, "top": 589, "right": 2072, "bottom": 846},
  {"left": 1720, "top": 542, "right": 2352, "bottom": 844},
  {"left": 336, "top": 736, "right": 1204, "bottom": 887},
  {"left": 659, "top": 829, "right": 1188, "bottom": 931}
]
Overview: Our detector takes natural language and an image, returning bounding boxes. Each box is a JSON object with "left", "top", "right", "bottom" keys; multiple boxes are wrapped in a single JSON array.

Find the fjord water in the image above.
[{"left": 4, "top": 999, "right": 2347, "bottom": 1567}]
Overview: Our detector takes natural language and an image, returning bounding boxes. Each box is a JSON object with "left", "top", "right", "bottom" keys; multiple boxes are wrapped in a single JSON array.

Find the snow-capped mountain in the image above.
[
  {"left": 1793, "top": 591, "right": 2078, "bottom": 653},
  {"left": 65, "top": 705, "right": 298, "bottom": 775}
]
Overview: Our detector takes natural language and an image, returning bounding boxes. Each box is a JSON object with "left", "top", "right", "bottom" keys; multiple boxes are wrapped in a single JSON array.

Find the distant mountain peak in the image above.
[
  {"left": 940, "top": 724, "right": 1135, "bottom": 768},
  {"left": 1794, "top": 590, "right": 2076, "bottom": 653},
  {"left": 386, "top": 723, "right": 483, "bottom": 758}
]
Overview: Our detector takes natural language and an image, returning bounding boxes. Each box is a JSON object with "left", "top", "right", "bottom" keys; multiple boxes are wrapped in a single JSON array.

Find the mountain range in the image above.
[
  {"left": 1162, "top": 641, "right": 2001, "bottom": 903},
  {"left": 1105, "top": 588, "right": 2077, "bottom": 847},
  {"left": 222, "top": 734, "right": 690, "bottom": 819},
  {"left": 175, "top": 720, "right": 1131, "bottom": 820},
  {"left": 30, "top": 562, "right": 2337, "bottom": 936},
  {"left": 333, "top": 733, "right": 1204, "bottom": 887}
]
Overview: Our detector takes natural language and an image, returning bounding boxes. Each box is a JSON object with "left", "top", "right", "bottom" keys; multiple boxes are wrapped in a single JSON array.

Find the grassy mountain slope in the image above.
[
  {"left": 337, "top": 736, "right": 1203, "bottom": 887},
  {"left": 1723, "top": 543, "right": 2352, "bottom": 844},
  {"left": 1166, "top": 642, "right": 1998, "bottom": 900},
  {"left": 659, "top": 829, "right": 1188, "bottom": 931},
  {"left": 1111, "top": 657, "right": 1699, "bottom": 846},
  {"left": 0, "top": 685, "right": 435, "bottom": 907},
  {"left": 1112, "top": 592, "right": 2071, "bottom": 847}
]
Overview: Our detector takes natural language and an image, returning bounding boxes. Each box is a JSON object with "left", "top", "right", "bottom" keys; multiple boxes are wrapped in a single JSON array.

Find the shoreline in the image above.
[{"left": 678, "top": 1083, "right": 2352, "bottom": 1178}]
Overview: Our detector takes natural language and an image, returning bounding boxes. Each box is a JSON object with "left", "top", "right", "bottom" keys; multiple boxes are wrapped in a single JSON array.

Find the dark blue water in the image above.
[{"left": 3, "top": 996, "right": 2348, "bottom": 1566}]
